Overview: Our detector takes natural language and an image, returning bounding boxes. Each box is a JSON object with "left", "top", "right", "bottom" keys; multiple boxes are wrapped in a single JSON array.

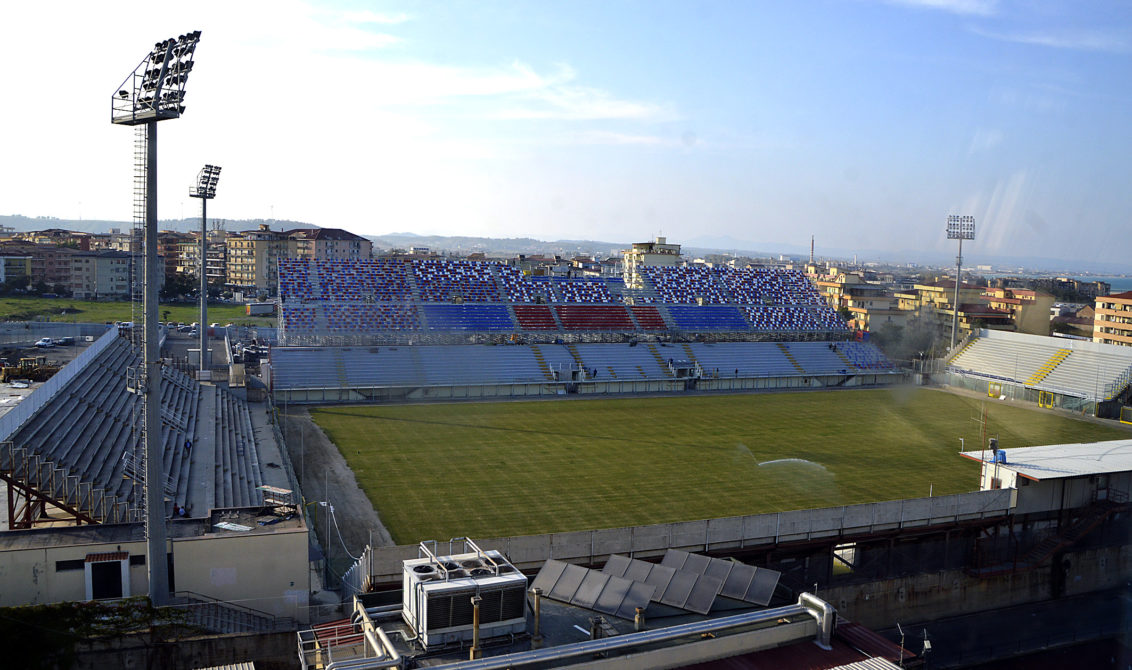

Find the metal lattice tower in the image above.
[{"left": 129, "top": 126, "right": 148, "bottom": 519}]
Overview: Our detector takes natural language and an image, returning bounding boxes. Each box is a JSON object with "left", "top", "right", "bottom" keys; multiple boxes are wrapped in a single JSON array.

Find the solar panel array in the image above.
[
  {"left": 661, "top": 549, "right": 781, "bottom": 606},
  {"left": 601, "top": 554, "right": 721, "bottom": 615},
  {"left": 531, "top": 559, "right": 655, "bottom": 620}
]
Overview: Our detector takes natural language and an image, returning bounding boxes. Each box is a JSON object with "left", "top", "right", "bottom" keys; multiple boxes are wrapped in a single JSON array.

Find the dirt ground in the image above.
[{"left": 279, "top": 408, "right": 395, "bottom": 553}]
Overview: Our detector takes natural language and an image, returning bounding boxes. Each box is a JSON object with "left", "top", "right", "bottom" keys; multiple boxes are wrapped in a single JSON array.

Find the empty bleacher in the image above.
[
  {"left": 948, "top": 330, "right": 1132, "bottom": 401},
  {"left": 423, "top": 305, "right": 515, "bottom": 331},
  {"left": 1, "top": 332, "right": 268, "bottom": 520},
  {"left": 573, "top": 343, "right": 671, "bottom": 379},
  {"left": 556, "top": 305, "right": 635, "bottom": 330},
  {"left": 513, "top": 305, "right": 559, "bottom": 330},
  {"left": 630, "top": 306, "right": 668, "bottom": 331},
  {"left": 667, "top": 305, "right": 749, "bottom": 331}
]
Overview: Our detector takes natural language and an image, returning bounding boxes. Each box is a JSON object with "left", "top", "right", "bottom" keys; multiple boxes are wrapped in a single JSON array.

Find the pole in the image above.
[
  {"left": 950, "top": 237, "right": 963, "bottom": 351},
  {"left": 199, "top": 197, "right": 208, "bottom": 372},
  {"left": 144, "top": 119, "right": 170, "bottom": 605}
]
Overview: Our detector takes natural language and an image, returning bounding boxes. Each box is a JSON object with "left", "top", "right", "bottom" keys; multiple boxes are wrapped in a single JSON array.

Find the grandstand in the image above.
[
  {"left": 277, "top": 258, "right": 848, "bottom": 345},
  {"left": 946, "top": 329, "right": 1132, "bottom": 416},
  {"left": 0, "top": 329, "right": 275, "bottom": 526},
  {"left": 270, "top": 257, "right": 900, "bottom": 403}
]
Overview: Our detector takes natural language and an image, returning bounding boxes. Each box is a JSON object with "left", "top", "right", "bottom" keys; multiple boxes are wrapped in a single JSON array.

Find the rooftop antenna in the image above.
[
  {"left": 946, "top": 214, "right": 975, "bottom": 351},
  {"left": 190, "top": 164, "right": 221, "bottom": 373},
  {"left": 111, "top": 29, "right": 202, "bottom": 607}
]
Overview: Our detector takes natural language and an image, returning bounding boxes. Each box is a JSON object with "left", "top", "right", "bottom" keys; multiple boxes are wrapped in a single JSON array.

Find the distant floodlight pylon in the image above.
[
  {"left": 190, "top": 164, "right": 221, "bottom": 372},
  {"left": 946, "top": 215, "right": 976, "bottom": 352}
]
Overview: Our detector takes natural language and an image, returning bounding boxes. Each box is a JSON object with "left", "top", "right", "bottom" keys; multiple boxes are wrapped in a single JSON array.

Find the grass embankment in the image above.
[
  {"left": 312, "top": 388, "right": 1129, "bottom": 543},
  {"left": 0, "top": 296, "right": 274, "bottom": 327}
]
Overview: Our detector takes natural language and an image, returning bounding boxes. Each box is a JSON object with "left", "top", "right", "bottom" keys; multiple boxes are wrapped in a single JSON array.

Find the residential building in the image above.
[
  {"left": 623, "top": 236, "right": 681, "bottom": 288},
  {"left": 71, "top": 251, "right": 133, "bottom": 300},
  {"left": 158, "top": 230, "right": 194, "bottom": 278},
  {"left": 0, "top": 242, "right": 77, "bottom": 289},
  {"left": 895, "top": 279, "right": 1013, "bottom": 333},
  {"left": 226, "top": 225, "right": 291, "bottom": 296},
  {"left": 1094, "top": 291, "right": 1132, "bottom": 347},
  {"left": 982, "top": 287, "right": 1055, "bottom": 336},
  {"left": 15, "top": 228, "right": 92, "bottom": 250},
  {"left": 0, "top": 254, "right": 32, "bottom": 286},
  {"left": 289, "top": 227, "right": 371, "bottom": 260}
]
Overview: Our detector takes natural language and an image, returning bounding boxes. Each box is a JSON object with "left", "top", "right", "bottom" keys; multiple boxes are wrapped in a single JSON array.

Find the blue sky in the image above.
[{"left": 0, "top": 0, "right": 1128, "bottom": 266}]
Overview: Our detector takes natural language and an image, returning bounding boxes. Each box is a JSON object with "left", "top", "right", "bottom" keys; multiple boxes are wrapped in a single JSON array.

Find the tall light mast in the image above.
[
  {"left": 190, "top": 165, "right": 221, "bottom": 372},
  {"left": 946, "top": 215, "right": 976, "bottom": 351},
  {"left": 111, "top": 30, "right": 202, "bottom": 607}
]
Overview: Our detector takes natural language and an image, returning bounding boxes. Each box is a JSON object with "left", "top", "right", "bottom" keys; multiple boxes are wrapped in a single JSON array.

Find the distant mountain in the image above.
[
  {"left": 0, "top": 214, "right": 319, "bottom": 235},
  {"left": 368, "top": 233, "right": 626, "bottom": 258}
]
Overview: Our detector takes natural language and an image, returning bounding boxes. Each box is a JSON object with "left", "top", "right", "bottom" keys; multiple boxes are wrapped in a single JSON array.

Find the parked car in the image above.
[
  {"left": 34, "top": 338, "right": 55, "bottom": 348},
  {"left": 57, "top": 336, "right": 75, "bottom": 346}
]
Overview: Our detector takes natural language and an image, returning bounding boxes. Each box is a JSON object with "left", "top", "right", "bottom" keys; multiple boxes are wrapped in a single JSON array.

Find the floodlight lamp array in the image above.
[
  {"left": 111, "top": 31, "right": 202, "bottom": 125},
  {"left": 946, "top": 215, "right": 975, "bottom": 240},
  {"left": 190, "top": 164, "right": 222, "bottom": 199}
]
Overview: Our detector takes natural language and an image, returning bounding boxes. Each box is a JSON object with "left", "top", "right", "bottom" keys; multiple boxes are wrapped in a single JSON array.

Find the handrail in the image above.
[{"left": 167, "top": 589, "right": 297, "bottom": 631}]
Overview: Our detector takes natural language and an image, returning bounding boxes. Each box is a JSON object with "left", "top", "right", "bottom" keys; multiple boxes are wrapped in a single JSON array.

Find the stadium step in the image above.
[
  {"left": 680, "top": 343, "right": 700, "bottom": 372},
  {"left": 531, "top": 346, "right": 554, "bottom": 381},
  {"left": 647, "top": 343, "right": 675, "bottom": 377},
  {"left": 1026, "top": 349, "right": 1071, "bottom": 385},
  {"left": 566, "top": 344, "right": 586, "bottom": 377},
  {"left": 776, "top": 342, "right": 806, "bottom": 374},
  {"left": 832, "top": 346, "right": 856, "bottom": 371}
]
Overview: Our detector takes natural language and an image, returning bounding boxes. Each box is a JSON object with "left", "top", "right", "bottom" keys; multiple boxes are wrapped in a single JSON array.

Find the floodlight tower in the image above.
[
  {"left": 946, "top": 215, "right": 976, "bottom": 352},
  {"left": 190, "top": 165, "right": 221, "bottom": 372},
  {"left": 111, "top": 30, "right": 202, "bottom": 607}
]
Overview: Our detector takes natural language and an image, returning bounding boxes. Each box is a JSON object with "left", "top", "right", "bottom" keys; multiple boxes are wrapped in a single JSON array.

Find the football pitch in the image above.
[{"left": 311, "top": 388, "right": 1129, "bottom": 544}]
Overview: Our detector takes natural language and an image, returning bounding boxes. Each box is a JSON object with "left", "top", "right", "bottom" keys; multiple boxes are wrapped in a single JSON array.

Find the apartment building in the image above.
[
  {"left": 1094, "top": 291, "right": 1132, "bottom": 347},
  {"left": 71, "top": 251, "right": 133, "bottom": 300}
]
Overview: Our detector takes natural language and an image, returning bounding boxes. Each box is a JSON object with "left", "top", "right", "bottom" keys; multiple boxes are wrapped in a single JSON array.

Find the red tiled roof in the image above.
[
  {"left": 1102, "top": 291, "right": 1132, "bottom": 300},
  {"left": 85, "top": 552, "right": 128, "bottom": 563}
]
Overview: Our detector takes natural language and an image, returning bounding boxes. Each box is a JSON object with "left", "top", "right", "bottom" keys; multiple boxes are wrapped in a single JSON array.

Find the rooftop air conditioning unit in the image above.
[{"left": 402, "top": 538, "right": 527, "bottom": 650}]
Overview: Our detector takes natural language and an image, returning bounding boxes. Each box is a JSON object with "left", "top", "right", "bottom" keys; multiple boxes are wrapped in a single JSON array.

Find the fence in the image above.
[
  {"left": 343, "top": 488, "right": 1015, "bottom": 595},
  {"left": 0, "top": 321, "right": 111, "bottom": 347}
]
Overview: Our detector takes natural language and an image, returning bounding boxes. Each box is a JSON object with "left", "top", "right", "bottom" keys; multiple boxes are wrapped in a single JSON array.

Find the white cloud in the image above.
[
  {"left": 499, "top": 85, "right": 674, "bottom": 121},
  {"left": 882, "top": 0, "right": 998, "bottom": 17},
  {"left": 968, "top": 26, "right": 1129, "bottom": 53}
]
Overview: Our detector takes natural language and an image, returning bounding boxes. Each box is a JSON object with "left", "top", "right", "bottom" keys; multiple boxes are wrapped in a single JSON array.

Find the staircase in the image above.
[
  {"left": 647, "top": 344, "right": 675, "bottom": 377},
  {"left": 831, "top": 345, "right": 856, "bottom": 371},
  {"left": 777, "top": 343, "right": 806, "bottom": 374},
  {"left": 1021, "top": 496, "right": 1127, "bottom": 568},
  {"left": 531, "top": 345, "right": 554, "bottom": 380},
  {"left": 566, "top": 344, "right": 586, "bottom": 377},
  {"left": 1027, "top": 349, "right": 1071, "bottom": 385},
  {"left": 170, "top": 591, "right": 297, "bottom": 634}
]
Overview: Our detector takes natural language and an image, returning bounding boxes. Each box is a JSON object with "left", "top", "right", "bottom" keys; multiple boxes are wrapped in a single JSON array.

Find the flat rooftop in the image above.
[{"left": 961, "top": 438, "right": 1132, "bottom": 480}]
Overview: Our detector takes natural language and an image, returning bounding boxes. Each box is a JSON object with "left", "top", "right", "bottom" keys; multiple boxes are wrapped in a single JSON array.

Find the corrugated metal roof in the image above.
[
  {"left": 960, "top": 439, "right": 1132, "bottom": 480},
  {"left": 829, "top": 659, "right": 902, "bottom": 670}
]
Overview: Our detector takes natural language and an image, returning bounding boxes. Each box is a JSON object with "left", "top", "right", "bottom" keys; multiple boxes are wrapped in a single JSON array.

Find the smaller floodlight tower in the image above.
[
  {"left": 190, "top": 165, "right": 221, "bottom": 372},
  {"left": 946, "top": 215, "right": 975, "bottom": 351},
  {"left": 111, "top": 29, "right": 202, "bottom": 607}
]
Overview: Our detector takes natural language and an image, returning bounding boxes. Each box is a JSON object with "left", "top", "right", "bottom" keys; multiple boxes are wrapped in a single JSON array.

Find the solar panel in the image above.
[
  {"left": 662, "top": 549, "right": 781, "bottom": 607},
  {"left": 661, "top": 570, "right": 698, "bottom": 609},
  {"left": 684, "top": 574, "right": 723, "bottom": 615},
  {"left": 573, "top": 571, "right": 608, "bottom": 609},
  {"left": 746, "top": 567, "right": 781, "bottom": 606},
  {"left": 720, "top": 563, "right": 757, "bottom": 600},
  {"left": 532, "top": 559, "right": 656, "bottom": 620}
]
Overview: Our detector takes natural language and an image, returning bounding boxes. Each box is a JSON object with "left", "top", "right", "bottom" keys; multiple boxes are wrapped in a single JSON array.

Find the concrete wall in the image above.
[
  {"left": 824, "top": 544, "right": 1131, "bottom": 629},
  {"left": 354, "top": 490, "right": 1014, "bottom": 588},
  {"left": 71, "top": 630, "right": 298, "bottom": 670},
  {"left": 0, "top": 527, "right": 309, "bottom": 622}
]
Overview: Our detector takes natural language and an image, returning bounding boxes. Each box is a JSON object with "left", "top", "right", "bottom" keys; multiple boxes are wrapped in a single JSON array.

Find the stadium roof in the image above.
[{"left": 960, "top": 439, "right": 1132, "bottom": 480}]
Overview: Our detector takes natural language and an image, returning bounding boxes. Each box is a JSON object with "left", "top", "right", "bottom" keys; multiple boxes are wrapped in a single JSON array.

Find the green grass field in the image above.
[
  {"left": 311, "top": 388, "right": 1130, "bottom": 544},
  {"left": 0, "top": 296, "right": 274, "bottom": 326}
]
